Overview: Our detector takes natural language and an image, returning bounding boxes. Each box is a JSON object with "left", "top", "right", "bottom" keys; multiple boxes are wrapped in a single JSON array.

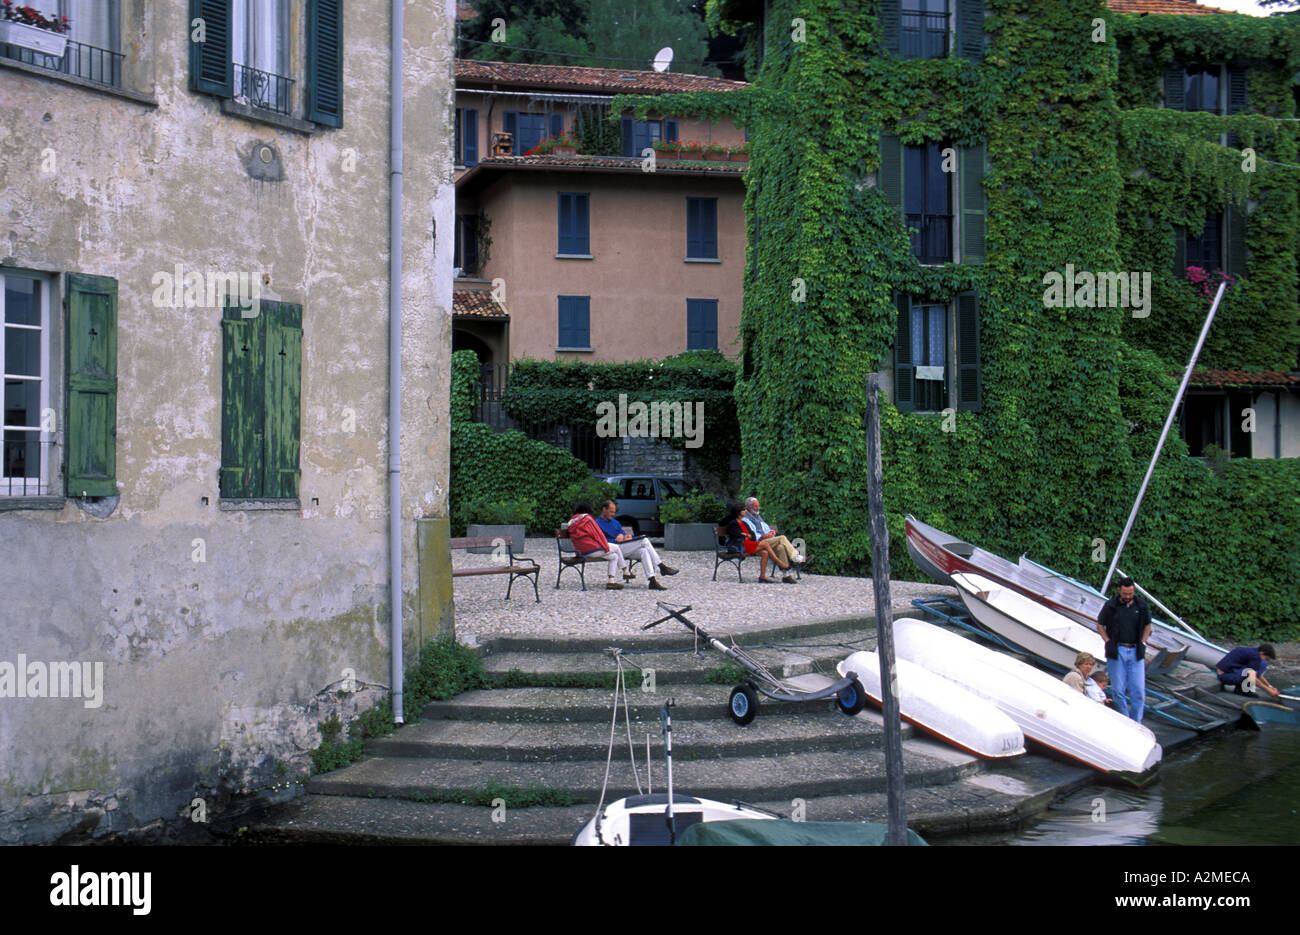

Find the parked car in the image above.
[{"left": 596, "top": 475, "right": 692, "bottom": 536}]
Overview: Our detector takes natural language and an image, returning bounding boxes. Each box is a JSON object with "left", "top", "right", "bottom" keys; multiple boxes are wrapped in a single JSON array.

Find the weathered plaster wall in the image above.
[{"left": 0, "top": 2, "right": 453, "bottom": 843}]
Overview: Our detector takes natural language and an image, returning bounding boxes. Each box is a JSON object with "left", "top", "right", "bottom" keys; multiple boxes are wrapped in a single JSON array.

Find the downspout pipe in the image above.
[{"left": 389, "top": 0, "right": 405, "bottom": 723}]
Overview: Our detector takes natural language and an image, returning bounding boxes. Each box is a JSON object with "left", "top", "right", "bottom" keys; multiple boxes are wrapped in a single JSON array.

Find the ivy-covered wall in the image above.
[{"left": 623, "top": 0, "right": 1300, "bottom": 641}]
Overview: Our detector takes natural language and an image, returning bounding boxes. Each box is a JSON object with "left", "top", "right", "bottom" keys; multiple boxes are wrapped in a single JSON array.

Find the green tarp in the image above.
[{"left": 675, "top": 819, "right": 928, "bottom": 846}]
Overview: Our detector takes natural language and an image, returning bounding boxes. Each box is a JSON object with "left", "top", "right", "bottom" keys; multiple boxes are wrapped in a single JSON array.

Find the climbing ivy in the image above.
[{"left": 597, "top": 0, "right": 1300, "bottom": 640}]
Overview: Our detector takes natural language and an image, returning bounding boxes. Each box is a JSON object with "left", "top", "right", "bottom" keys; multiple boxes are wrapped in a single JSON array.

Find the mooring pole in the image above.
[
  {"left": 865, "top": 375, "right": 907, "bottom": 845},
  {"left": 1101, "top": 281, "right": 1227, "bottom": 595}
]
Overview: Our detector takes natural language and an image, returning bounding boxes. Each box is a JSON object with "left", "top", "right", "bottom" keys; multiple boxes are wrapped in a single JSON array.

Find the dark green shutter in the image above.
[
  {"left": 1226, "top": 205, "right": 1248, "bottom": 278},
  {"left": 1163, "top": 66, "right": 1185, "bottom": 110},
  {"left": 220, "top": 302, "right": 265, "bottom": 498},
  {"left": 879, "top": 133, "right": 903, "bottom": 225},
  {"left": 64, "top": 274, "right": 117, "bottom": 497},
  {"left": 1226, "top": 64, "right": 1248, "bottom": 149},
  {"left": 894, "top": 292, "right": 914, "bottom": 412},
  {"left": 1173, "top": 225, "right": 1187, "bottom": 277},
  {"left": 306, "top": 0, "right": 343, "bottom": 127},
  {"left": 879, "top": 0, "right": 901, "bottom": 55},
  {"left": 262, "top": 302, "right": 302, "bottom": 499},
  {"left": 957, "top": 0, "right": 984, "bottom": 62},
  {"left": 956, "top": 291, "right": 982, "bottom": 412},
  {"left": 188, "top": 0, "right": 232, "bottom": 97},
  {"left": 961, "top": 142, "right": 987, "bottom": 264},
  {"left": 620, "top": 117, "right": 633, "bottom": 156}
]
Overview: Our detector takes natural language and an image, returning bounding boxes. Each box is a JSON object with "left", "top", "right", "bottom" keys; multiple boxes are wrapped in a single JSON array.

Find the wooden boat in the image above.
[
  {"left": 837, "top": 650, "right": 1025, "bottom": 758},
  {"left": 1238, "top": 701, "right": 1300, "bottom": 729},
  {"left": 891, "top": 618, "right": 1162, "bottom": 784},
  {"left": 1015, "top": 555, "right": 1227, "bottom": 669},
  {"left": 905, "top": 515, "right": 1188, "bottom": 672},
  {"left": 951, "top": 572, "right": 1109, "bottom": 671}
]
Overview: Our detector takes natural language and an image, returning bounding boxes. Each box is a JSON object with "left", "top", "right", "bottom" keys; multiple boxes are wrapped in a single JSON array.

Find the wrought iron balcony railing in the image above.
[
  {"left": 233, "top": 62, "right": 294, "bottom": 116},
  {"left": 0, "top": 38, "right": 123, "bottom": 89}
]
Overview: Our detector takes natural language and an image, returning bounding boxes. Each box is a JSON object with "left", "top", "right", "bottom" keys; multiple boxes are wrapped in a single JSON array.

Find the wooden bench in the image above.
[
  {"left": 554, "top": 525, "right": 641, "bottom": 591},
  {"left": 712, "top": 525, "right": 748, "bottom": 582},
  {"left": 450, "top": 535, "right": 540, "bottom": 602}
]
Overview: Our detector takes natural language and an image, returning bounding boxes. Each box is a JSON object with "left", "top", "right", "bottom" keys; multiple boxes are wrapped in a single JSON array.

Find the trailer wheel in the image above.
[
  {"left": 728, "top": 685, "right": 759, "bottom": 725},
  {"left": 837, "top": 678, "right": 867, "bottom": 716}
]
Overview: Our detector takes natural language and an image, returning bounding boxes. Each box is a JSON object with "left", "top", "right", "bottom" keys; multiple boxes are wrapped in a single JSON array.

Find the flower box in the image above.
[
  {"left": 0, "top": 20, "right": 67, "bottom": 57},
  {"left": 679, "top": 148, "right": 704, "bottom": 160},
  {"left": 704, "top": 150, "right": 727, "bottom": 161},
  {"left": 552, "top": 144, "right": 578, "bottom": 156},
  {"left": 729, "top": 151, "right": 749, "bottom": 163}
]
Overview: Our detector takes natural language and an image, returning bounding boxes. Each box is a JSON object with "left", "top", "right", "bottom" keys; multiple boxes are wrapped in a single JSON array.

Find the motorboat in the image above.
[
  {"left": 891, "top": 618, "right": 1162, "bottom": 785},
  {"left": 837, "top": 650, "right": 1025, "bottom": 758}
]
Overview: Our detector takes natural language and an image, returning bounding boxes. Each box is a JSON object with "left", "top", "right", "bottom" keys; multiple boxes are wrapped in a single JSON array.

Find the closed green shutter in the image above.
[
  {"left": 1226, "top": 64, "right": 1248, "bottom": 150},
  {"left": 64, "top": 274, "right": 117, "bottom": 497},
  {"left": 957, "top": 0, "right": 984, "bottom": 62},
  {"left": 1226, "top": 205, "right": 1248, "bottom": 279},
  {"left": 306, "top": 0, "right": 343, "bottom": 127},
  {"left": 1163, "top": 66, "right": 1185, "bottom": 110},
  {"left": 220, "top": 302, "right": 264, "bottom": 498},
  {"left": 894, "top": 292, "right": 915, "bottom": 412},
  {"left": 879, "top": 0, "right": 901, "bottom": 55},
  {"left": 879, "top": 133, "right": 903, "bottom": 225},
  {"left": 262, "top": 302, "right": 302, "bottom": 499},
  {"left": 956, "top": 291, "right": 982, "bottom": 412},
  {"left": 961, "top": 142, "right": 987, "bottom": 264},
  {"left": 188, "top": 0, "right": 233, "bottom": 97}
]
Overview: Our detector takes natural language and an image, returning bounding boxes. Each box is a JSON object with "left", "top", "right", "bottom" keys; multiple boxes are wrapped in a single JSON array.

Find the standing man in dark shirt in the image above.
[{"left": 1096, "top": 577, "right": 1151, "bottom": 723}]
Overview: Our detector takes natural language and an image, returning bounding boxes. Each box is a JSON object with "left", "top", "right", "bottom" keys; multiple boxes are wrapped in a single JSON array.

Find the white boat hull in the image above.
[
  {"left": 892, "top": 619, "right": 1162, "bottom": 783},
  {"left": 572, "top": 794, "right": 776, "bottom": 846},
  {"left": 952, "top": 572, "right": 1108, "bottom": 671},
  {"left": 838, "top": 651, "right": 1025, "bottom": 758}
]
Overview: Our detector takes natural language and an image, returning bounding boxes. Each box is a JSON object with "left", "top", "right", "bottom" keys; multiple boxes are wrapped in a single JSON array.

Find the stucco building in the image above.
[{"left": 0, "top": 1, "right": 455, "bottom": 842}]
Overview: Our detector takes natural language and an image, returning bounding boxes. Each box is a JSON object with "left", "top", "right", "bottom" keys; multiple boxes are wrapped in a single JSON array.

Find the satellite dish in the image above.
[{"left": 652, "top": 46, "right": 673, "bottom": 73}]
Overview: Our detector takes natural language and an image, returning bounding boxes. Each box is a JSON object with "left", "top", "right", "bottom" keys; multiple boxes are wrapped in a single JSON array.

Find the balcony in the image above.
[
  {"left": 0, "top": 38, "right": 123, "bottom": 89},
  {"left": 233, "top": 63, "right": 294, "bottom": 117}
]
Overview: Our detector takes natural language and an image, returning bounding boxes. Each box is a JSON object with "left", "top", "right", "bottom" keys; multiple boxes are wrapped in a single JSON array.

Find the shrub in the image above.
[
  {"left": 453, "top": 495, "right": 537, "bottom": 528},
  {"left": 450, "top": 349, "right": 479, "bottom": 425},
  {"left": 660, "top": 488, "right": 726, "bottom": 524}
]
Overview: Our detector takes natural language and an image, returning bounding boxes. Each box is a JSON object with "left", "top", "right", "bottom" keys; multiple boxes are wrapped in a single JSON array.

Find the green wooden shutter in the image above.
[
  {"left": 262, "top": 302, "right": 302, "bottom": 499},
  {"left": 1173, "top": 225, "right": 1187, "bottom": 278},
  {"left": 64, "top": 274, "right": 117, "bottom": 497},
  {"left": 220, "top": 302, "right": 265, "bottom": 498},
  {"left": 306, "top": 0, "right": 343, "bottom": 127},
  {"left": 879, "top": 133, "right": 903, "bottom": 225},
  {"left": 879, "top": 0, "right": 901, "bottom": 55},
  {"left": 957, "top": 0, "right": 984, "bottom": 62},
  {"left": 894, "top": 292, "right": 915, "bottom": 412},
  {"left": 956, "top": 291, "right": 982, "bottom": 412},
  {"left": 1226, "top": 204, "right": 1248, "bottom": 279},
  {"left": 961, "top": 142, "right": 987, "bottom": 264},
  {"left": 1226, "top": 64, "right": 1248, "bottom": 150},
  {"left": 1163, "top": 66, "right": 1185, "bottom": 110},
  {"left": 188, "top": 0, "right": 233, "bottom": 97}
]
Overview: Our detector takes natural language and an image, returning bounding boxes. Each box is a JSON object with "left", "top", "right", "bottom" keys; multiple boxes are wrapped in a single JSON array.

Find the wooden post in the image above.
[{"left": 865, "top": 375, "right": 908, "bottom": 844}]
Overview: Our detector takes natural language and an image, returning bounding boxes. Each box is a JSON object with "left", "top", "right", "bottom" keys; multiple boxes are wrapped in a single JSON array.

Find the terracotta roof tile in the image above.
[
  {"left": 1107, "top": 0, "right": 1234, "bottom": 14},
  {"left": 456, "top": 59, "right": 747, "bottom": 95},
  {"left": 1190, "top": 370, "right": 1300, "bottom": 387},
  {"left": 453, "top": 290, "right": 508, "bottom": 319}
]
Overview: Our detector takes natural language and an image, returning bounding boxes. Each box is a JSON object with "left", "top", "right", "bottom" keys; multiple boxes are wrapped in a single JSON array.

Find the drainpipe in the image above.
[{"left": 389, "top": 0, "right": 405, "bottom": 723}]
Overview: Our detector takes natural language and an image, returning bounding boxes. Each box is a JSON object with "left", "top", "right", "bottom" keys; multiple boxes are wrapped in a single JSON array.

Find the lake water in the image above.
[{"left": 933, "top": 716, "right": 1300, "bottom": 846}]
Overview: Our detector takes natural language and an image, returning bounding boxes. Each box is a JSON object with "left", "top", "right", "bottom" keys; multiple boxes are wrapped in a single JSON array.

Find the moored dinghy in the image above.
[
  {"left": 891, "top": 619, "right": 1162, "bottom": 784},
  {"left": 837, "top": 651, "right": 1025, "bottom": 759}
]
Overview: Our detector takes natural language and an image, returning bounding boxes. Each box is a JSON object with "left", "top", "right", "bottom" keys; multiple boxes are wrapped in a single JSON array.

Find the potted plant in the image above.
[
  {"left": 729, "top": 142, "right": 749, "bottom": 163},
  {"left": 704, "top": 142, "right": 729, "bottom": 162},
  {"left": 652, "top": 139, "right": 681, "bottom": 161},
  {"left": 525, "top": 134, "right": 582, "bottom": 157},
  {"left": 0, "top": 1, "right": 70, "bottom": 56},
  {"left": 661, "top": 489, "right": 725, "bottom": 551},
  {"left": 678, "top": 139, "right": 705, "bottom": 161},
  {"left": 457, "top": 496, "right": 536, "bottom": 554}
]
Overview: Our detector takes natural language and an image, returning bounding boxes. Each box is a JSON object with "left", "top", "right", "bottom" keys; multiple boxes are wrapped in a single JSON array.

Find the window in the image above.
[
  {"left": 892, "top": 291, "right": 980, "bottom": 413},
  {"left": 503, "top": 112, "right": 548, "bottom": 155},
  {"left": 1181, "top": 391, "right": 1252, "bottom": 458},
  {"left": 879, "top": 136, "right": 987, "bottom": 264},
  {"left": 620, "top": 478, "right": 654, "bottom": 500},
  {"left": 454, "top": 214, "right": 479, "bottom": 275},
  {"left": 189, "top": 0, "right": 343, "bottom": 128},
  {"left": 3, "top": 273, "right": 51, "bottom": 496},
  {"left": 1164, "top": 64, "right": 1247, "bottom": 117},
  {"left": 1186, "top": 213, "right": 1222, "bottom": 274},
  {"left": 557, "top": 193, "right": 590, "bottom": 255},
  {"left": 220, "top": 299, "right": 301, "bottom": 499},
  {"left": 686, "top": 299, "right": 718, "bottom": 350},
  {"left": 686, "top": 198, "right": 718, "bottom": 260},
  {"left": 558, "top": 296, "right": 590, "bottom": 350},
  {"left": 621, "top": 119, "right": 677, "bottom": 157},
  {"left": 881, "top": 0, "right": 983, "bottom": 61},
  {"left": 1, "top": 1, "right": 123, "bottom": 88},
  {"left": 1175, "top": 207, "right": 1246, "bottom": 279},
  {"left": 456, "top": 107, "right": 478, "bottom": 166}
]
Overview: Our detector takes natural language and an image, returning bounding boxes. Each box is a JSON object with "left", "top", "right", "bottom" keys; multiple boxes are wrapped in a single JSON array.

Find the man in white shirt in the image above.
[{"left": 742, "top": 497, "right": 804, "bottom": 570}]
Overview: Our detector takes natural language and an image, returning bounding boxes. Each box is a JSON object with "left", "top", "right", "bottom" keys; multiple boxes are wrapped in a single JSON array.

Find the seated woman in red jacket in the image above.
[
  {"left": 567, "top": 502, "right": 627, "bottom": 590},
  {"left": 722, "top": 503, "right": 795, "bottom": 585}
]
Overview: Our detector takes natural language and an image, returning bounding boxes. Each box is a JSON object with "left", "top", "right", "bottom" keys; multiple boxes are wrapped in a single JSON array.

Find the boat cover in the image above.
[{"left": 675, "top": 819, "right": 928, "bottom": 846}]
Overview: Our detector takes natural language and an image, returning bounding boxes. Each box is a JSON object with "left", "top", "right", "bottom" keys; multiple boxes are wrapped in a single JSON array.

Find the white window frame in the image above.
[
  {"left": 1, "top": 271, "right": 53, "bottom": 496},
  {"left": 232, "top": 0, "right": 291, "bottom": 78}
]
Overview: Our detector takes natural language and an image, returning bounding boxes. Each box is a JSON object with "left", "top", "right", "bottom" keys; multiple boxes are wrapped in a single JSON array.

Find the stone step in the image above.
[
  {"left": 366, "top": 710, "right": 909, "bottom": 761},
  {"left": 304, "top": 740, "right": 980, "bottom": 805}
]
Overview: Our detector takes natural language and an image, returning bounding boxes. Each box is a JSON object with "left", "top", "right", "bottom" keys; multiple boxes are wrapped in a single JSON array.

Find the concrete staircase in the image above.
[{"left": 245, "top": 615, "right": 1072, "bottom": 844}]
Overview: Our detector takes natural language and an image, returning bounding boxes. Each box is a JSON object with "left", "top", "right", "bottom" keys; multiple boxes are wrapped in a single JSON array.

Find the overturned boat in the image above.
[
  {"left": 837, "top": 650, "right": 1025, "bottom": 759},
  {"left": 891, "top": 618, "right": 1162, "bottom": 785}
]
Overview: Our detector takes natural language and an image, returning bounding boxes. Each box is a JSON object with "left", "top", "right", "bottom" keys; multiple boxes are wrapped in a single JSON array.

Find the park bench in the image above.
[
  {"left": 450, "top": 535, "right": 540, "bottom": 602},
  {"left": 555, "top": 525, "right": 641, "bottom": 591},
  {"left": 713, "top": 525, "right": 748, "bottom": 582}
]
